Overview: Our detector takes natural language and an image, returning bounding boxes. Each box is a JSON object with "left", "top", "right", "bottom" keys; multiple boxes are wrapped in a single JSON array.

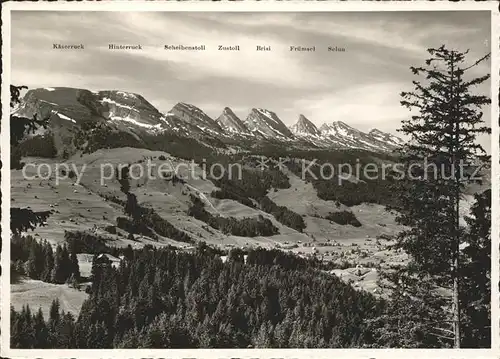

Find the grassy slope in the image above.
[
  {"left": 11, "top": 278, "right": 88, "bottom": 319},
  {"left": 10, "top": 148, "right": 404, "bottom": 296}
]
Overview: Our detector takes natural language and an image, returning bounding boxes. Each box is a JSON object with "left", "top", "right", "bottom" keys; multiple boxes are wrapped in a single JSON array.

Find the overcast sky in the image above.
[{"left": 11, "top": 11, "right": 491, "bottom": 149}]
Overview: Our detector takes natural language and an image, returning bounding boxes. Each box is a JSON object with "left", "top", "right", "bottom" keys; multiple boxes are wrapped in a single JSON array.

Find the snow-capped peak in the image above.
[
  {"left": 291, "top": 114, "right": 320, "bottom": 136},
  {"left": 316, "top": 121, "right": 403, "bottom": 152},
  {"left": 368, "top": 129, "right": 405, "bottom": 147},
  {"left": 319, "top": 121, "right": 362, "bottom": 138},
  {"left": 243, "top": 108, "right": 293, "bottom": 139},
  {"left": 216, "top": 107, "right": 249, "bottom": 134},
  {"left": 170, "top": 102, "right": 223, "bottom": 133}
]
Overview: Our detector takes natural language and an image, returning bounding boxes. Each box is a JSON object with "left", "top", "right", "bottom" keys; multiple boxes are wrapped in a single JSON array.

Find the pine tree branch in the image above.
[{"left": 462, "top": 53, "right": 491, "bottom": 72}]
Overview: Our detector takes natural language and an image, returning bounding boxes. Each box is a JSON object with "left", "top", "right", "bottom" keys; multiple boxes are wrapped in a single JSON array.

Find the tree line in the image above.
[
  {"left": 112, "top": 165, "right": 195, "bottom": 243},
  {"left": 187, "top": 194, "right": 279, "bottom": 237},
  {"left": 210, "top": 167, "right": 306, "bottom": 232},
  {"left": 11, "top": 244, "right": 387, "bottom": 348},
  {"left": 16, "top": 133, "right": 57, "bottom": 158}
]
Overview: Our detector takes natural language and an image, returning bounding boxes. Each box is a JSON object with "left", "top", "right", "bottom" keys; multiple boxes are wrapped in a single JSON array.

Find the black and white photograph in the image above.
[{"left": 1, "top": 2, "right": 498, "bottom": 355}]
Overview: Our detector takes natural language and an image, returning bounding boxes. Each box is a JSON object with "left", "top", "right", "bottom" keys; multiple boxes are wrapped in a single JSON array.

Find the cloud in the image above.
[
  {"left": 293, "top": 82, "right": 409, "bottom": 133},
  {"left": 9, "top": 10, "right": 492, "bottom": 150},
  {"left": 297, "top": 16, "right": 484, "bottom": 55},
  {"left": 98, "top": 12, "right": 336, "bottom": 89}
]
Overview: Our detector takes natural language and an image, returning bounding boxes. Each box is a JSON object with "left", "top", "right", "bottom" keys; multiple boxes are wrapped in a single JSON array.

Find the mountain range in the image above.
[{"left": 16, "top": 87, "right": 404, "bottom": 154}]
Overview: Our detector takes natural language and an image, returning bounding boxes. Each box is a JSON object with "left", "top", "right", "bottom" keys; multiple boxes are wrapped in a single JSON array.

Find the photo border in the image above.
[{"left": 1, "top": 1, "right": 499, "bottom": 358}]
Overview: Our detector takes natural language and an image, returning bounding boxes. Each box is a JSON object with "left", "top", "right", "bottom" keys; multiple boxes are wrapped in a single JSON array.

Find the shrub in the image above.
[
  {"left": 326, "top": 211, "right": 362, "bottom": 227},
  {"left": 104, "top": 225, "right": 117, "bottom": 234}
]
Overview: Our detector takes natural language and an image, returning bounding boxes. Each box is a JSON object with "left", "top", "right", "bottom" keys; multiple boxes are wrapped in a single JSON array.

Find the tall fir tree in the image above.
[
  {"left": 387, "top": 46, "right": 490, "bottom": 347},
  {"left": 42, "top": 241, "right": 55, "bottom": 282},
  {"left": 70, "top": 245, "right": 81, "bottom": 282},
  {"left": 51, "top": 245, "right": 71, "bottom": 284},
  {"left": 33, "top": 307, "right": 49, "bottom": 348},
  {"left": 25, "top": 244, "right": 40, "bottom": 279},
  {"left": 460, "top": 189, "right": 491, "bottom": 347}
]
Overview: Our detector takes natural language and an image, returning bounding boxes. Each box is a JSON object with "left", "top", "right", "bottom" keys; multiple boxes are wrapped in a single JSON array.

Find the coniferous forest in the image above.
[{"left": 11, "top": 244, "right": 388, "bottom": 349}]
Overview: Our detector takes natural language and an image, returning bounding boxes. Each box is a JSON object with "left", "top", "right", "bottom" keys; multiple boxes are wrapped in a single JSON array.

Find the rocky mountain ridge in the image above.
[
  {"left": 290, "top": 114, "right": 321, "bottom": 137},
  {"left": 216, "top": 107, "right": 251, "bottom": 134},
  {"left": 17, "top": 87, "right": 405, "bottom": 153}
]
